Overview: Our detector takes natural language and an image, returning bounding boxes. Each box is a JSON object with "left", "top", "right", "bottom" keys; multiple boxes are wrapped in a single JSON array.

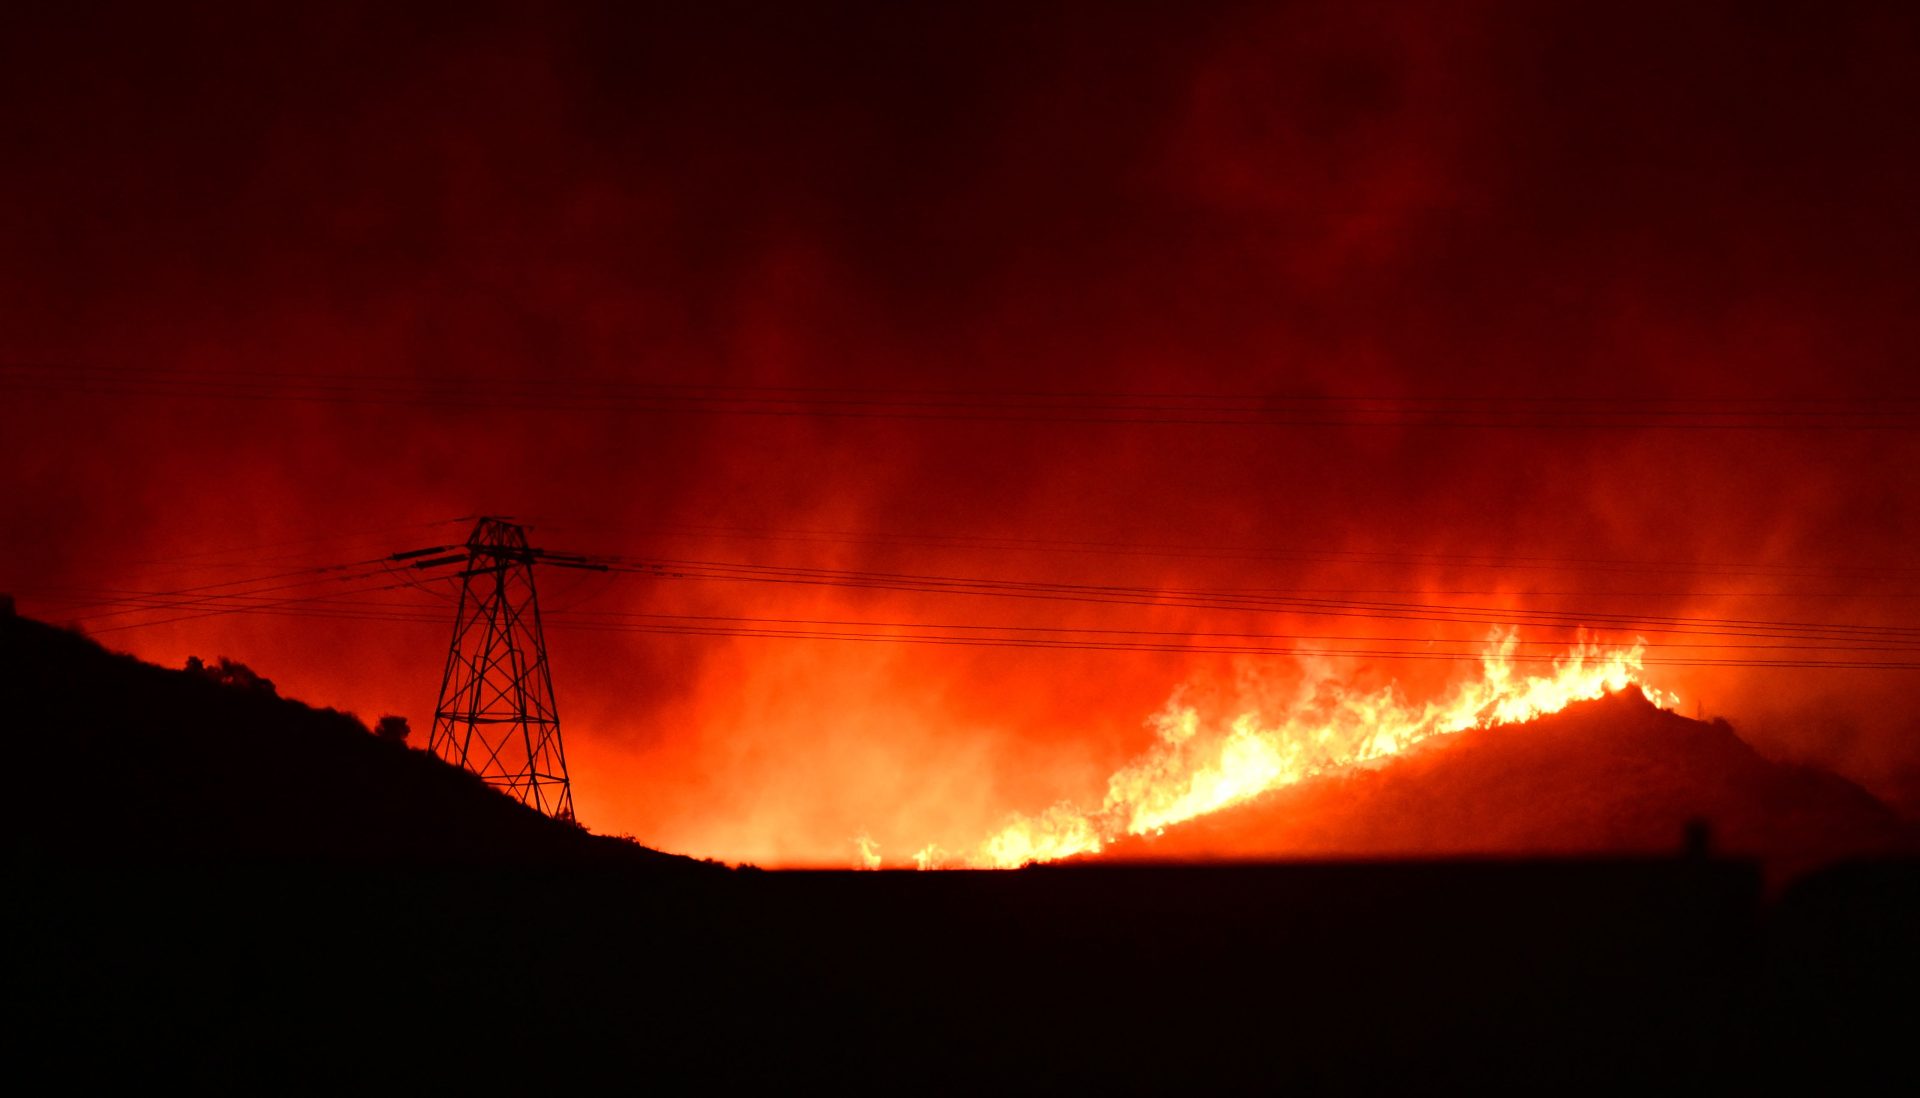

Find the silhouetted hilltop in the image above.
[
  {"left": 1099, "top": 688, "right": 1917, "bottom": 881},
  {"left": 8, "top": 617, "right": 1917, "bottom": 1091},
  {"left": 0, "top": 613, "right": 707, "bottom": 869}
]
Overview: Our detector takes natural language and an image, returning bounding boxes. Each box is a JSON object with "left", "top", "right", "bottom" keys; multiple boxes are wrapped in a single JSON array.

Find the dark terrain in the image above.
[
  {"left": 5, "top": 612, "right": 1916, "bottom": 1089},
  {"left": 1100, "top": 688, "right": 1918, "bottom": 885}
]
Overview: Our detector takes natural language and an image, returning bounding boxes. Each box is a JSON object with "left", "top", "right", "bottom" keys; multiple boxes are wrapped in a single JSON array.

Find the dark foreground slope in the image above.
[
  {"left": 6, "top": 616, "right": 1917, "bottom": 1090},
  {"left": 0, "top": 613, "right": 700, "bottom": 867},
  {"left": 1100, "top": 689, "right": 1918, "bottom": 882},
  {"left": 18, "top": 857, "right": 1917, "bottom": 1091}
]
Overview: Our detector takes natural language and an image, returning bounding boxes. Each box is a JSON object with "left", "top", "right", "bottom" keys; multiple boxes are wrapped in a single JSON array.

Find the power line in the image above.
[
  {"left": 32, "top": 544, "right": 1920, "bottom": 645},
  {"left": 38, "top": 587, "right": 1920, "bottom": 654},
  {"left": 17, "top": 524, "right": 1916, "bottom": 671},
  {"left": 567, "top": 555, "right": 1920, "bottom": 643},
  {"left": 104, "top": 518, "right": 470, "bottom": 569},
  {"left": 34, "top": 578, "right": 1920, "bottom": 671},
  {"left": 543, "top": 519, "right": 1920, "bottom": 580},
  {"left": 4, "top": 363, "right": 1917, "bottom": 430}
]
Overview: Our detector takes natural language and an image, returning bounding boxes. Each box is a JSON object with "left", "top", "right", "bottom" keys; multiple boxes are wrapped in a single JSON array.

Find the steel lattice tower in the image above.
[{"left": 429, "top": 517, "right": 575, "bottom": 821}]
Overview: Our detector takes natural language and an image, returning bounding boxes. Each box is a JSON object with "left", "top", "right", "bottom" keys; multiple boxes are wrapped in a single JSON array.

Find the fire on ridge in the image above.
[{"left": 863, "top": 631, "right": 1675, "bottom": 870}]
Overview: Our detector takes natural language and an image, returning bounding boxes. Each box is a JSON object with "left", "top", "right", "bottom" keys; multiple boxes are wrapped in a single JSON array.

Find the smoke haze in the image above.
[{"left": 4, "top": 2, "right": 1918, "bottom": 863}]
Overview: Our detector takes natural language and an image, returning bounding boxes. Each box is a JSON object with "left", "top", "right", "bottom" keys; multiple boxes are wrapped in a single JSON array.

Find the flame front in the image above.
[{"left": 932, "top": 630, "right": 1675, "bottom": 869}]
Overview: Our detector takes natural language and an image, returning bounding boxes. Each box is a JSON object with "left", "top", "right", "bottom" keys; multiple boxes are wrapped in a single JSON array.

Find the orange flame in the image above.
[{"left": 859, "top": 630, "right": 1675, "bottom": 869}]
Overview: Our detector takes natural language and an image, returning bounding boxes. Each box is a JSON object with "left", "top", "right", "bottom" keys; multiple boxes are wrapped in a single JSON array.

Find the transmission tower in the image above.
[{"left": 429, "top": 517, "right": 575, "bottom": 821}]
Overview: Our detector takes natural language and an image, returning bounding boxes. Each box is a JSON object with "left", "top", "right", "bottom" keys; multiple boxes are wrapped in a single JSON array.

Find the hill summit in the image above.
[
  {"left": 1095, "top": 686, "right": 1917, "bottom": 880},
  {"left": 0, "top": 612, "right": 703, "bottom": 869}
]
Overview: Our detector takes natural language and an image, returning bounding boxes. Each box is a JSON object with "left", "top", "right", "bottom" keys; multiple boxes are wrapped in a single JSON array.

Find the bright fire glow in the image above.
[{"left": 859, "top": 630, "right": 1677, "bottom": 869}]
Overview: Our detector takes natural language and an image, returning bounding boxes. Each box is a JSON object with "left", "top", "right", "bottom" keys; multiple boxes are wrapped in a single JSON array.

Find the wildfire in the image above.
[{"left": 858, "top": 630, "right": 1676, "bottom": 869}]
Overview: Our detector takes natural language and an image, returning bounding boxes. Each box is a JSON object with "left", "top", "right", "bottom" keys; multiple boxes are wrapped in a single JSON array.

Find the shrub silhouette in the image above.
[{"left": 185, "top": 654, "right": 278, "bottom": 695}]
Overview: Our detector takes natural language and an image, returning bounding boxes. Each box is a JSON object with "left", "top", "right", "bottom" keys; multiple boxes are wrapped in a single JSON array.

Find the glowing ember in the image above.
[{"left": 859, "top": 630, "right": 1676, "bottom": 869}]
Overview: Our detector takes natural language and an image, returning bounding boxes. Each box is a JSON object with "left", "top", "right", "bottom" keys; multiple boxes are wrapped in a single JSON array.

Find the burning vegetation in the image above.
[{"left": 885, "top": 631, "right": 1676, "bottom": 869}]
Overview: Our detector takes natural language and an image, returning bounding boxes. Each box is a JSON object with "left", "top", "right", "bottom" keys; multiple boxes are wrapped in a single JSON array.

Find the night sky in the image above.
[{"left": 4, "top": 1, "right": 1918, "bottom": 865}]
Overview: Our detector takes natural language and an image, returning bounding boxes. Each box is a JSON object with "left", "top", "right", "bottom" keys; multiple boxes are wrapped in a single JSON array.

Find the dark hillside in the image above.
[
  {"left": 1099, "top": 689, "right": 1918, "bottom": 883},
  {"left": 5, "top": 612, "right": 1915, "bottom": 1090},
  {"left": 0, "top": 613, "right": 704, "bottom": 868}
]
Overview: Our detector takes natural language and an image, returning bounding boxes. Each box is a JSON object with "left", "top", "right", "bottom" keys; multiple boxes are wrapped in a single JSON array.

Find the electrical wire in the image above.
[{"left": 4, "top": 363, "right": 1917, "bottom": 431}]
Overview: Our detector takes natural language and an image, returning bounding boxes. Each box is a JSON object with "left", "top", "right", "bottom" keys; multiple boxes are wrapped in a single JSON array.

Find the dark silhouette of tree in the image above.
[
  {"left": 374, "top": 714, "right": 411, "bottom": 744},
  {"left": 186, "top": 655, "right": 278, "bottom": 695}
]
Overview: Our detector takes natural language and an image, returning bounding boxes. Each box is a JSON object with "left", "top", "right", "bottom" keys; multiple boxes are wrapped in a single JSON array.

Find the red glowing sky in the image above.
[{"left": 4, "top": 2, "right": 1919, "bottom": 864}]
